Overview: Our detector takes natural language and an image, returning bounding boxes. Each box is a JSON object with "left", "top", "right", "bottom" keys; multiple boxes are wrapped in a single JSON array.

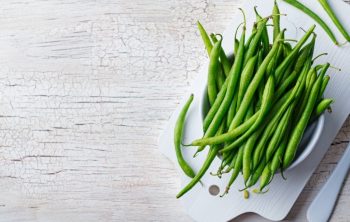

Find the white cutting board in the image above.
[{"left": 158, "top": 0, "right": 350, "bottom": 221}]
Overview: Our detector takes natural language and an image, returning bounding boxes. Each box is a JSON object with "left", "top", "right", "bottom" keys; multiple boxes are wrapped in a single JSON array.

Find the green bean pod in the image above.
[
  {"left": 203, "top": 81, "right": 228, "bottom": 131},
  {"left": 270, "top": 131, "right": 289, "bottom": 174},
  {"left": 197, "top": 21, "right": 213, "bottom": 55},
  {"left": 207, "top": 37, "right": 222, "bottom": 106},
  {"left": 260, "top": 163, "right": 273, "bottom": 191},
  {"left": 242, "top": 128, "right": 262, "bottom": 183},
  {"left": 283, "top": 0, "right": 338, "bottom": 45},
  {"left": 236, "top": 55, "right": 258, "bottom": 110},
  {"left": 176, "top": 117, "right": 226, "bottom": 198},
  {"left": 273, "top": 0, "right": 281, "bottom": 42},
  {"left": 216, "top": 68, "right": 225, "bottom": 90},
  {"left": 227, "top": 93, "right": 238, "bottom": 127},
  {"left": 174, "top": 94, "right": 196, "bottom": 178},
  {"left": 315, "top": 98, "right": 333, "bottom": 116},
  {"left": 319, "top": 75, "right": 330, "bottom": 99},
  {"left": 318, "top": 0, "right": 350, "bottom": 42},
  {"left": 222, "top": 147, "right": 243, "bottom": 196},
  {"left": 210, "top": 33, "right": 231, "bottom": 76}
]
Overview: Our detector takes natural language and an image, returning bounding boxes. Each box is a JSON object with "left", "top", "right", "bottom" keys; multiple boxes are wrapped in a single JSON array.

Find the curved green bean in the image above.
[
  {"left": 282, "top": 0, "right": 338, "bottom": 45},
  {"left": 318, "top": 0, "right": 350, "bottom": 42},
  {"left": 174, "top": 94, "right": 196, "bottom": 178}
]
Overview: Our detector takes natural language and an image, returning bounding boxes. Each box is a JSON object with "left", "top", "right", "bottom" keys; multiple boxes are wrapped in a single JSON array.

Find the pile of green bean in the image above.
[{"left": 174, "top": 2, "right": 334, "bottom": 199}]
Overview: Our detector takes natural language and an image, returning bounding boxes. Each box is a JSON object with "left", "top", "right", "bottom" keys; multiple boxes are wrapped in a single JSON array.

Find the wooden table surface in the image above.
[{"left": 0, "top": 0, "right": 349, "bottom": 221}]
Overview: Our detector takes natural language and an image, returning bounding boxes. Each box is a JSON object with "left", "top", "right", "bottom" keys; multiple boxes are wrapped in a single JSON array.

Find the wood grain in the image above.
[{"left": 0, "top": 0, "right": 348, "bottom": 221}]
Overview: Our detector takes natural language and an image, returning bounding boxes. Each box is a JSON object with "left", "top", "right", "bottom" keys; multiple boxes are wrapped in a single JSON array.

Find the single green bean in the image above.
[
  {"left": 282, "top": 0, "right": 338, "bottom": 45},
  {"left": 273, "top": 0, "right": 281, "bottom": 41},
  {"left": 176, "top": 117, "right": 226, "bottom": 198},
  {"left": 207, "top": 36, "right": 222, "bottom": 106},
  {"left": 216, "top": 68, "right": 225, "bottom": 90},
  {"left": 318, "top": 0, "right": 350, "bottom": 42},
  {"left": 315, "top": 98, "right": 333, "bottom": 116},
  {"left": 203, "top": 80, "right": 228, "bottom": 132},
  {"left": 236, "top": 55, "right": 258, "bottom": 110},
  {"left": 197, "top": 21, "right": 213, "bottom": 55},
  {"left": 319, "top": 75, "right": 330, "bottom": 99},
  {"left": 260, "top": 163, "right": 273, "bottom": 191},
  {"left": 174, "top": 94, "right": 196, "bottom": 178},
  {"left": 242, "top": 127, "right": 262, "bottom": 183},
  {"left": 227, "top": 93, "right": 238, "bottom": 127},
  {"left": 210, "top": 33, "right": 231, "bottom": 76}
]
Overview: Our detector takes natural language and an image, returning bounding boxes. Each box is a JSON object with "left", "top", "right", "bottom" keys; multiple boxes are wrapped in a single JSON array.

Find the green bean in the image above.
[
  {"left": 254, "top": 7, "right": 269, "bottom": 55},
  {"left": 265, "top": 105, "right": 293, "bottom": 162},
  {"left": 210, "top": 33, "right": 231, "bottom": 76},
  {"left": 283, "top": 64, "right": 327, "bottom": 168},
  {"left": 242, "top": 127, "right": 262, "bottom": 183},
  {"left": 203, "top": 81, "right": 227, "bottom": 132},
  {"left": 216, "top": 68, "right": 225, "bottom": 90},
  {"left": 176, "top": 117, "right": 225, "bottom": 198},
  {"left": 236, "top": 55, "right": 258, "bottom": 110},
  {"left": 245, "top": 28, "right": 257, "bottom": 52},
  {"left": 229, "top": 30, "right": 284, "bottom": 132},
  {"left": 260, "top": 163, "right": 273, "bottom": 191},
  {"left": 275, "top": 25, "right": 316, "bottom": 82},
  {"left": 192, "top": 111, "right": 259, "bottom": 146},
  {"left": 221, "top": 147, "right": 243, "bottom": 196},
  {"left": 318, "top": 0, "right": 350, "bottom": 42},
  {"left": 315, "top": 98, "right": 333, "bottom": 116},
  {"left": 223, "top": 150, "right": 238, "bottom": 174},
  {"left": 319, "top": 75, "right": 330, "bottom": 99},
  {"left": 273, "top": 0, "right": 281, "bottom": 42},
  {"left": 246, "top": 157, "right": 266, "bottom": 188},
  {"left": 195, "top": 13, "right": 246, "bottom": 154},
  {"left": 227, "top": 93, "right": 238, "bottom": 127},
  {"left": 174, "top": 94, "right": 196, "bottom": 178},
  {"left": 207, "top": 35, "right": 222, "bottom": 106},
  {"left": 282, "top": 0, "right": 338, "bottom": 45},
  {"left": 234, "top": 23, "right": 243, "bottom": 56},
  {"left": 243, "top": 18, "right": 268, "bottom": 66},
  {"left": 270, "top": 131, "right": 290, "bottom": 174},
  {"left": 197, "top": 21, "right": 213, "bottom": 55}
]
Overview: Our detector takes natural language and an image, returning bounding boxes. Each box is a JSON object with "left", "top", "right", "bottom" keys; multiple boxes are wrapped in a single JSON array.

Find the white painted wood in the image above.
[{"left": 0, "top": 0, "right": 348, "bottom": 222}]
